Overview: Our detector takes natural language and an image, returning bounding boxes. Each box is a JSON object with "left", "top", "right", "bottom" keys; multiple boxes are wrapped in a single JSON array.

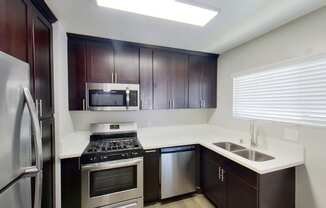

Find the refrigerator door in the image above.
[
  {"left": 0, "top": 51, "right": 31, "bottom": 207},
  {"left": 0, "top": 177, "right": 31, "bottom": 208}
]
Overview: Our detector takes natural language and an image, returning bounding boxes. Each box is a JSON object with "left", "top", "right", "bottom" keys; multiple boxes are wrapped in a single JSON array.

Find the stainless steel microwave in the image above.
[{"left": 86, "top": 83, "right": 139, "bottom": 111}]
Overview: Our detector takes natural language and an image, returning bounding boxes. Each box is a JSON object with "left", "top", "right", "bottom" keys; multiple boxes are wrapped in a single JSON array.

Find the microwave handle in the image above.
[{"left": 126, "top": 87, "right": 130, "bottom": 110}]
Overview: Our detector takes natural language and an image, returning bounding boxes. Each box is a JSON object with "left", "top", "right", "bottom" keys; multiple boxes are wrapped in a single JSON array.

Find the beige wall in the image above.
[{"left": 210, "top": 6, "right": 326, "bottom": 208}]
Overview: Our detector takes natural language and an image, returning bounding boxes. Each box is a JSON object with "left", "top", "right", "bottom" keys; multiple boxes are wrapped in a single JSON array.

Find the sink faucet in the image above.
[{"left": 250, "top": 120, "right": 258, "bottom": 148}]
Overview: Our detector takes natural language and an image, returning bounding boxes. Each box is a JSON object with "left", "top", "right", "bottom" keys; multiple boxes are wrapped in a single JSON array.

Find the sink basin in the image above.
[
  {"left": 233, "top": 149, "right": 274, "bottom": 162},
  {"left": 214, "top": 142, "right": 246, "bottom": 152}
]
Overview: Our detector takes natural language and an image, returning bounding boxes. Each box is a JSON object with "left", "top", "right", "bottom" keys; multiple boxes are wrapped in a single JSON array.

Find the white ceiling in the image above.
[{"left": 46, "top": 0, "right": 326, "bottom": 53}]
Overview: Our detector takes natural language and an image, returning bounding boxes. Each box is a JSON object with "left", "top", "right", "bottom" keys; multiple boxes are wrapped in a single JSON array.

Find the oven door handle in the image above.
[{"left": 81, "top": 158, "right": 143, "bottom": 171}]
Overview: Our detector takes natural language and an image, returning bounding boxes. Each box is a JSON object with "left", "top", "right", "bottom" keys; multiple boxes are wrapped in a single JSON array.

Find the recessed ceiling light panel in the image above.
[{"left": 96, "top": 0, "right": 218, "bottom": 26}]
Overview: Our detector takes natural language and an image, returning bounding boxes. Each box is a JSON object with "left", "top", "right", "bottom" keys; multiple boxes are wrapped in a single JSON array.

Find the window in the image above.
[{"left": 233, "top": 55, "right": 326, "bottom": 127}]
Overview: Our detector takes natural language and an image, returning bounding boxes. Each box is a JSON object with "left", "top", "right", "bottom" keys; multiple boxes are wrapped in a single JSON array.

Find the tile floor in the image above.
[{"left": 145, "top": 194, "right": 214, "bottom": 208}]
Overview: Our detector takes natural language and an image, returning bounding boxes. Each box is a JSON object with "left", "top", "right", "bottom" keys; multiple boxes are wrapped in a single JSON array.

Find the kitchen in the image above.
[{"left": 1, "top": 0, "right": 326, "bottom": 208}]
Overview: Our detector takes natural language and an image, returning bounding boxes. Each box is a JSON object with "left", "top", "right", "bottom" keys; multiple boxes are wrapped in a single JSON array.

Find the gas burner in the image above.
[{"left": 81, "top": 123, "right": 143, "bottom": 164}]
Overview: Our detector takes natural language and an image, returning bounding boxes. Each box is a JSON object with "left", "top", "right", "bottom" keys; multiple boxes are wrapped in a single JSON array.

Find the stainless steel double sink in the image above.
[{"left": 213, "top": 142, "right": 274, "bottom": 162}]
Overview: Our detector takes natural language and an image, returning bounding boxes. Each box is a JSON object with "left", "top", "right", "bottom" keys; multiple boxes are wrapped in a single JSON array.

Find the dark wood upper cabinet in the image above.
[
  {"left": 143, "top": 149, "right": 160, "bottom": 203},
  {"left": 153, "top": 49, "right": 188, "bottom": 109},
  {"left": 114, "top": 43, "right": 140, "bottom": 84},
  {"left": 153, "top": 49, "right": 170, "bottom": 109},
  {"left": 86, "top": 40, "right": 114, "bottom": 83},
  {"left": 170, "top": 52, "right": 188, "bottom": 109},
  {"left": 0, "top": 0, "right": 28, "bottom": 61},
  {"left": 189, "top": 55, "right": 218, "bottom": 108},
  {"left": 67, "top": 34, "right": 218, "bottom": 110},
  {"left": 139, "top": 47, "right": 153, "bottom": 110},
  {"left": 31, "top": 13, "right": 53, "bottom": 118},
  {"left": 68, "top": 37, "right": 86, "bottom": 110}
]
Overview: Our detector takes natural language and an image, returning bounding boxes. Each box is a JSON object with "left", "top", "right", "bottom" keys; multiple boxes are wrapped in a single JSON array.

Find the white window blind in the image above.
[{"left": 233, "top": 55, "right": 326, "bottom": 127}]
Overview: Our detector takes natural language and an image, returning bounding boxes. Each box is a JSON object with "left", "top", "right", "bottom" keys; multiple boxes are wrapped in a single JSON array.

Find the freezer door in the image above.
[
  {"left": 0, "top": 51, "right": 31, "bottom": 203},
  {"left": 0, "top": 177, "right": 31, "bottom": 208}
]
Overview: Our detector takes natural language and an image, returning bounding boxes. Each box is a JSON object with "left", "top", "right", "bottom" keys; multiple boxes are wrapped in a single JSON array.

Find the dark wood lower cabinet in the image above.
[
  {"left": 201, "top": 147, "right": 295, "bottom": 208},
  {"left": 61, "top": 158, "right": 81, "bottom": 208},
  {"left": 143, "top": 149, "right": 161, "bottom": 203}
]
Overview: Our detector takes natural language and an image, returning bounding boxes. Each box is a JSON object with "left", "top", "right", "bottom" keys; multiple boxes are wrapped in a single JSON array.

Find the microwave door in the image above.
[{"left": 88, "top": 89, "right": 127, "bottom": 111}]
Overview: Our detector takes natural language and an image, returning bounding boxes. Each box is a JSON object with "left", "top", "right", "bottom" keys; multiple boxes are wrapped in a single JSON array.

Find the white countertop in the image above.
[{"left": 59, "top": 124, "right": 304, "bottom": 174}]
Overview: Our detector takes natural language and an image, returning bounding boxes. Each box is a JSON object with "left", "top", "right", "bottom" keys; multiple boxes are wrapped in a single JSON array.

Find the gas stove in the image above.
[{"left": 80, "top": 123, "right": 143, "bottom": 164}]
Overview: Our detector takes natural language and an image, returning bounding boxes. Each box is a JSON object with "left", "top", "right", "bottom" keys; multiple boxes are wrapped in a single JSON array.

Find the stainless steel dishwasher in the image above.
[{"left": 160, "top": 145, "right": 196, "bottom": 199}]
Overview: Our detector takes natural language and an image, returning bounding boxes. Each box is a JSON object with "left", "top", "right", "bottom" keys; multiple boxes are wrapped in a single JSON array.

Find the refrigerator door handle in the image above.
[{"left": 23, "top": 88, "right": 43, "bottom": 208}]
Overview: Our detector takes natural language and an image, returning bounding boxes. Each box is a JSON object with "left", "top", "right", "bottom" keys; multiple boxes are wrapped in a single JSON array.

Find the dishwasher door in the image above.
[{"left": 161, "top": 146, "right": 196, "bottom": 199}]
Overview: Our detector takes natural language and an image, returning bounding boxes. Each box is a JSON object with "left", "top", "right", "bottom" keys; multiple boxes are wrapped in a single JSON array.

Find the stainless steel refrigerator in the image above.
[{"left": 0, "top": 51, "right": 43, "bottom": 208}]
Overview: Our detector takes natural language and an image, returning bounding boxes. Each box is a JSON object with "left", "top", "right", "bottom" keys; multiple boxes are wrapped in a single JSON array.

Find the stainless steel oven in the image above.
[
  {"left": 86, "top": 83, "right": 139, "bottom": 111},
  {"left": 81, "top": 157, "right": 143, "bottom": 208}
]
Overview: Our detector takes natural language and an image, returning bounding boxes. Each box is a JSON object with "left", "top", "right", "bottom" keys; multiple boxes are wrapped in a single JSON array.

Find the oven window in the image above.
[
  {"left": 89, "top": 90, "right": 126, "bottom": 107},
  {"left": 90, "top": 166, "right": 137, "bottom": 197}
]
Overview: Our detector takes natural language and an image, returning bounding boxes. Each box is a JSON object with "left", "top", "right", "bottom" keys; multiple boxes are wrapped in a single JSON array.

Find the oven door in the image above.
[
  {"left": 81, "top": 158, "right": 143, "bottom": 208},
  {"left": 86, "top": 83, "right": 139, "bottom": 111}
]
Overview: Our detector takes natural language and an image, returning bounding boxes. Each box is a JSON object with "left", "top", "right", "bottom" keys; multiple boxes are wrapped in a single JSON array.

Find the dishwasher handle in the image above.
[{"left": 161, "top": 145, "right": 196, "bottom": 154}]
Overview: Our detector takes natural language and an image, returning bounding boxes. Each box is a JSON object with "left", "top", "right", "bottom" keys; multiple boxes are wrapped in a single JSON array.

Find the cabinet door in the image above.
[
  {"left": 139, "top": 48, "right": 153, "bottom": 110},
  {"left": 86, "top": 40, "right": 114, "bottom": 83},
  {"left": 114, "top": 44, "right": 139, "bottom": 84},
  {"left": 0, "top": 0, "right": 28, "bottom": 61},
  {"left": 153, "top": 49, "right": 170, "bottom": 109},
  {"left": 188, "top": 55, "right": 204, "bottom": 108},
  {"left": 201, "top": 56, "right": 217, "bottom": 108},
  {"left": 40, "top": 119, "right": 55, "bottom": 208},
  {"left": 201, "top": 149, "right": 226, "bottom": 208},
  {"left": 170, "top": 52, "right": 188, "bottom": 109},
  {"left": 61, "top": 158, "right": 81, "bottom": 208},
  {"left": 144, "top": 149, "right": 160, "bottom": 203},
  {"left": 68, "top": 37, "right": 86, "bottom": 110},
  {"left": 227, "top": 173, "right": 258, "bottom": 208},
  {"left": 31, "top": 13, "right": 53, "bottom": 119}
]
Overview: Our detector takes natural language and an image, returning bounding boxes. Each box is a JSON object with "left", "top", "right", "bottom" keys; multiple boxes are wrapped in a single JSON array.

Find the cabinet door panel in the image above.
[
  {"left": 201, "top": 56, "right": 217, "bottom": 108},
  {"left": 201, "top": 148, "right": 226, "bottom": 208},
  {"left": 114, "top": 44, "right": 139, "bottom": 84},
  {"left": 170, "top": 52, "right": 188, "bottom": 109},
  {"left": 227, "top": 173, "right": 258, "bottom": 208},
  {"left": 153, "top": 50, "right": 170, "bottom": 109},
  {"left": 0, "top": 0, "right": 28, "bottom": 61},
  {"left": 61, "top": 158, "right": 81, "bottom": 208},
  {"left": 32, "top": 15, "right": 53, "bottom": 118},
  {"left": 86, "top": 40, "right": 114, "bottom": 83},
  {"left": 68, "top": 38, "right": 86, "bottom": 110},
  {"left": 188, "top": 55, "right": 203, "bottom": 108},
  {"left": 40, "top": 119, "right": 55, "bottom": 208},
  {"left": 144, "top": 149, "right": 160, "bottom": 203},
  {"left": 139, "top": 48, "right": 153, "bottom": 110}
]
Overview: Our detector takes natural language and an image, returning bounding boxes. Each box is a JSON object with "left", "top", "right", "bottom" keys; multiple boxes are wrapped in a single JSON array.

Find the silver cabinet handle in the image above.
[
  {"left": 221, "top": 168, "right": 224, "bottom": 182},
  {"left": 145, "top": 150, "right": 157, "bottom": 153},
  {"left": 126, "top": 87, "right": 130, "bottom": 110},
  {"left": 115, "top": 72, "right": 118, "bottom": 83},
  {"left": 39, "top": 99, "right": 43, "bottom": 117},
  {"left": 23, "top": 88, "right": 43, "bottom": 208},
  {"left": 111, "top": 72, "right": 114, "bottom": 83},
  {"left": 82, "top": 98, "right": 86, "bottom": 111},
  {"left": 172, "top": 99, "right": 175, "bottom": 109}
]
